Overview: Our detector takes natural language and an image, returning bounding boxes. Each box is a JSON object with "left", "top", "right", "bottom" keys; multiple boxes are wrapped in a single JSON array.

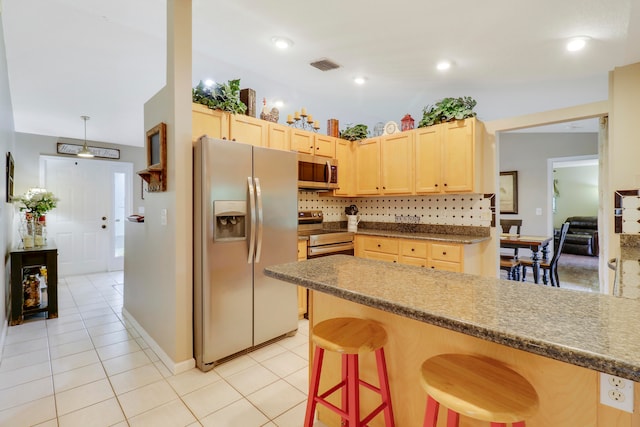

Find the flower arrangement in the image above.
[{"left": 16, "top": 188, "right": 59, "bottom": 217}]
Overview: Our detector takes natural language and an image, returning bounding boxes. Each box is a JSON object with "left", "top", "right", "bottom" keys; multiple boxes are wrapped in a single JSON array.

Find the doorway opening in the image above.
[{"left": 497, "top": 116, "right": 604, "bottom": 291}]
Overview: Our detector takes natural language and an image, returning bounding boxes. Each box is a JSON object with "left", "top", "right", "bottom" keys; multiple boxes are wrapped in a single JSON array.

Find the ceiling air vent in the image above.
[{"left": 310, "top": 58, "right": 341, "bottom": 72}]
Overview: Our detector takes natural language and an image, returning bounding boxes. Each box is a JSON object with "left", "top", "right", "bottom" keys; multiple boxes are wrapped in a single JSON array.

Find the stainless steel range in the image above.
[{"left": 298, "top": 210, "right": 354, "bottom": 258}]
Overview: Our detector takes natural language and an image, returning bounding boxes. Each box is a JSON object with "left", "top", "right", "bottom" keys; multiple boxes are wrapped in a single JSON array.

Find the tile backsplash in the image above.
[{"left": 298, "top": 191, "right": 492, "bottom": 227}]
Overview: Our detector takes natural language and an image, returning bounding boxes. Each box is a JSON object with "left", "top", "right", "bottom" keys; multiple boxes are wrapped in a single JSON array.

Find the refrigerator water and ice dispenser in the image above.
[{"left": 214, "top": 200, "right": 246, "bottom": 241}]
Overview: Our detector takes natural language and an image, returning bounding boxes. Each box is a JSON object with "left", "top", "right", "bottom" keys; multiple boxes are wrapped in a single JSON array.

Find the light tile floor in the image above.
[{"left": 0, "top": 271, "right": 327, "bottom": 427}]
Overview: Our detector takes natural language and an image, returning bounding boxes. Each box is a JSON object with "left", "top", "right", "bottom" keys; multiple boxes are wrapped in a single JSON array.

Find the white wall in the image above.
[
  {"left": 0, "top": 11, "right": 16, "bottom": 350},
  {"left": 499, "top": 132, "right": 598, "bottom": 235},
  {"left": 13, "top": 132, "right": 145, "bottom": 204},
  {"left": 553, "top": 164, "right": 598, "bottom": 228}
]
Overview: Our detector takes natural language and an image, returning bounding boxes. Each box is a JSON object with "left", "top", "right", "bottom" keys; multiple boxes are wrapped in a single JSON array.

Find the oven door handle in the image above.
[{"left": 308, "top": 242, "right": 354, "bottom": 257}]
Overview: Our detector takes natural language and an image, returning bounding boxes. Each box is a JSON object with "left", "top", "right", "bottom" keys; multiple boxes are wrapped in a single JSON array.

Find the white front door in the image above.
[{"left": 41, "top": 156, "right": 132, "bottom": 276}]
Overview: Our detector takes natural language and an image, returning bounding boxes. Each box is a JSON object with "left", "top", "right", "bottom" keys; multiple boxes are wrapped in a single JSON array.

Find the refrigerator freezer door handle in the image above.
[
  {"left": 247, "top": 176, "right": 256, "bottom": 263},
  {"left": 254, "top": 177, "right": 264, "bottom": 263}
]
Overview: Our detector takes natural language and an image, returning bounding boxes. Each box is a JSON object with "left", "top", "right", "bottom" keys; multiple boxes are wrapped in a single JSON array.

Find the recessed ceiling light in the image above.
[
  {"left": 204, "top": 79, "right": 215, "bottom": 87},
  {"left": 567, "top": 36, "right": 590, "bottom": 52},
  {"left": 271, "top": 36, "right": 294, "bottom": 49},
  {"left": 436, "top": 61, "right": 452, "bottom": 71},
  {"left": 354, "top": 76, "right": 367, "bottom": 85}
]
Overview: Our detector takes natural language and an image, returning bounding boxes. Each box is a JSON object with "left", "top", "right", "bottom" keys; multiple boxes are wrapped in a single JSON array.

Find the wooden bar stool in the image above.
[
  {"left": 420, "top": 354, "right": 538, "bottom": 427},
  {"left": 304, "top": 317, "right": 395, "bottom": 427}
]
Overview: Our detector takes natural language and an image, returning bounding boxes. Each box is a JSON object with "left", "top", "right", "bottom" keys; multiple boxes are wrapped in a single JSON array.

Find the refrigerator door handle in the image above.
[
  {"left": 247, "top": 176, "right": 256, "bottom": 263},
  {"left": 326, "top": 160, "right": 332, "bottom": 186},
  {"left": 254, "top": 177, "right": 264, "bottom": 263}
]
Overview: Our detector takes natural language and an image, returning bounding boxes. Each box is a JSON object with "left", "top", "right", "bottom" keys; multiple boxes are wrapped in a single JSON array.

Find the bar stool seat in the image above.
[
  {"left": 420, "top": 354, "right": 538, "bottom": 427},
  {"left": 304, "top": 317, "right": 395, "bottom": 427}
]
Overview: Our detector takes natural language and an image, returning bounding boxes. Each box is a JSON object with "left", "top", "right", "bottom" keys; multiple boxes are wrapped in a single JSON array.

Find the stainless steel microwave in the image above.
[{"left": 297, "top": 153, "right": 338, "bottom": 190}]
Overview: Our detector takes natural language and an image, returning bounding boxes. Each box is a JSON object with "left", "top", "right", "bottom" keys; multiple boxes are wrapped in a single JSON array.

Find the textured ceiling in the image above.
[{"left": 3, "top": 0, "right": 639, "bottom": 146}]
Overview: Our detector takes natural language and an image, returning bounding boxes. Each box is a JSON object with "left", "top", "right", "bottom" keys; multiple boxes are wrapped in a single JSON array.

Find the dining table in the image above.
[{"left": 500, "top": 233, "right": 553, "bottom": 283}]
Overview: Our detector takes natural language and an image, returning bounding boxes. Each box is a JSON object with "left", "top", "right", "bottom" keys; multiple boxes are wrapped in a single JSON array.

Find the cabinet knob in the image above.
[
  {"left": 383, "top": 186, "right": 386, "bottom": 189},
  {"left": 442, "top": 251, "right": 447, "bottom": 255},
  {"left": 316, "top": 146, "right": 319, "bottom": 150},
  {"left": 411, "top": 248, "right": 415, "bottom": 252},
  {"left": 102, "top": 216, "right": 107, "bottom": 221},
  {"left": 435, "top": 184, "right": 438, "bottom": 187},
  {"left": 101, "top": 225, "right": 107, "bottom": 229},
  {"left": 431, "top": 266, "right": 435, "bottom": 269},
  {"left": 222, "top": 137, "right": 227, "bottom": 140},
  {"left": 377, "top": 244, "right": 381, "bottom": 248},
  {"left": 444, "top": 183, "right": 448, "bottom": 186}
]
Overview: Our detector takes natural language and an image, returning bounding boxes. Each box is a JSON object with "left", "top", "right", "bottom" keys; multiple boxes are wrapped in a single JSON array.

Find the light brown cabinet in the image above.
[
  {"left": 356, "top": 235, "right": 465, "bottom": 273},
  {"left": 380, "top": 132, "right": 414, "bottom": 194},
  {"left": 267, "top": 123, "right": 291, "bottom": 151},
  {"left": 334, "top": 138, "right": 356, "bottom": 197},
  {"left": 192, "top": 103, "right": 229, "bottom": 141},
  {"left": 415, "top": 118, "right": 482, "bottom": 194},
  {"left": 229, "top": 114, "right": 268, "bottom": 147},
  {"left": 355, "top": 137, "right": 381, "bottom": 195},
  {"left": 357, "top": 235, "right": 399, "bottom": 263},
  {"left": 292, "top": 131, "right": 336, "bottom": 158},
  {"left": 355, "top": 132, "right": 415, "bottom": 196}
]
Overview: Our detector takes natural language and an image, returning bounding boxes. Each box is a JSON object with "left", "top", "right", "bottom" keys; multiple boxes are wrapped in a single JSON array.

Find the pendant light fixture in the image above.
[{"left": 77, "top": 115, "right": 94, "bottom": 158}]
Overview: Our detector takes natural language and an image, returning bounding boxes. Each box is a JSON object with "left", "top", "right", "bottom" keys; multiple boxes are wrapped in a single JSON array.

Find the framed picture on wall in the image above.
[
  {"left": 499, "top": 171, "right": 518, "bottom": 214},
  {"left": 6, "top": 152, "right": 14, "bottom": 202}
]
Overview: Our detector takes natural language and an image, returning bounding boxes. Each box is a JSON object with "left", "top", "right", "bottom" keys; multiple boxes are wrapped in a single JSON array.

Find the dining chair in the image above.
[
  {"left": 521, "top": 222, "right": 570, "bottom": 286},
  {"left": 500, "top": 218, "right": 523, "bottom": 259}
]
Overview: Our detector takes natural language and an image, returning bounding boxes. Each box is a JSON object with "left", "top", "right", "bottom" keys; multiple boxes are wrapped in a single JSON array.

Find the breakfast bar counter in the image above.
[{"left": 265, "top": 255, "right": 640, "bottom": 426}]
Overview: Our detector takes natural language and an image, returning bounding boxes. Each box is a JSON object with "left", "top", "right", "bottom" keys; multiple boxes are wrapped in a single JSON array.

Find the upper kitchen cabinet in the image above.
[
  {"left": 415, "top": 118, "right": 483, "bottom": 194},
  {"left": 192, "top": 103, "right": 229, "bottom": 142},
  {"left": 267, "top": 123, "right": 291, "bottom": 151},
  {"left": 334, "top": 138, "right": 356, "bottom": 197},
  {"left": 380, "top": 132, "right": 414, "bottom": 194},
  {"left": 355, "top": 137, "right": 381, "bottom": 195},
  {"left": 229, "top": 114, "right": 268, "bottom": 147},
  {"left": 355, "top": 132, "right": 414, "bottom": 196},
  {"left": 292, "top": 130, "right": 336, "bottom": 158}
]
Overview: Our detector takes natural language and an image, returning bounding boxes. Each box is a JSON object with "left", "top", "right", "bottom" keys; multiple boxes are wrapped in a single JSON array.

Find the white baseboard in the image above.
[{"left": 122, "top": 308, "right": 195, "bottom": 375}]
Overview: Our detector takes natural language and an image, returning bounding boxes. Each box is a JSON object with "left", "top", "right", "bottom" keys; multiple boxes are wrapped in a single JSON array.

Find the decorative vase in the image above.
[
  {"left": 34, "top": 215, "right": 46, "bottom": 246},
  {"left": 20, "top": 214, "right": 35, "bottom": 249}
]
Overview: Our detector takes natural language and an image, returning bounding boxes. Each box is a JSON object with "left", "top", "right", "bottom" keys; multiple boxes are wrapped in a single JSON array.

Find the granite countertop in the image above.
[
  {"left": 353, "top": 228, "right": 489, "bottom": 244},
  {"left": 265, "top": 255, "right": 640, "bottom": 382}
]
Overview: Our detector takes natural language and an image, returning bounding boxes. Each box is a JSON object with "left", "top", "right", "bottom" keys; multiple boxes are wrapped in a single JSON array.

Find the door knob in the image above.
[
  {"left": 101, "top": 225, "right": 106, "bottom": 229},
  {"left": 102, "top": 216, "right": 107, "bottom": 220}
]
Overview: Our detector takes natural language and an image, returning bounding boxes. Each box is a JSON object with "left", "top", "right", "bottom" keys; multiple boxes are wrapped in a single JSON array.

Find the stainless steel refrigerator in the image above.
[{"left": 194, "top": 137, "right": 298, "bottom": 371}]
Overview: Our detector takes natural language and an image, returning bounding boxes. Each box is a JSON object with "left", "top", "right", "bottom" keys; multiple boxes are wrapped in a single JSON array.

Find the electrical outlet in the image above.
[{"left": 600, "top": 373, "right": 634, "bottom": 413}]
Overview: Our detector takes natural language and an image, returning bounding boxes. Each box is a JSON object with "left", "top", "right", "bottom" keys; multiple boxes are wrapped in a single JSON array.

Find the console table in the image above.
[{"left": 9, "top": 243, "right": 58, "bottom": 325}]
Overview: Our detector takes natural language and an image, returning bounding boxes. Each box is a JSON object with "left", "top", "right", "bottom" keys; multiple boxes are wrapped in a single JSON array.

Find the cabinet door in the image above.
[
  {"left": 297, "top": 240, "right": 307, "bottom": 261},
  {"left": 429, "top": 260, "right": 461, "bottom": 272},
  {"left": 314, "top": 135, "right": 336, "bottom": 158},
  {"left": 192, "top": 103, "right": 229, "bottom": 141},
  {"left": 355, "top": 138, "right": 381, "bottom": 195},
  {"left": 442, "top": 119, "right": 475, "bottom": 193},
  {"left": 380, "top": 132, "right": 414, "bottom": 194},
  {"left": 291, "top": 130, "right": 315, "bottom": 154},
  {"left": 415, "top": 126, "right": 442, "bottom": 194},
  {"left": 268, "top": 123, "right": 291, "bottom": 151},
  {"left": 229, "top": 115, "right": 268, "bottom": 146},
  {"left": 334, "top": 139, "right": 355, "bottom": 197}
]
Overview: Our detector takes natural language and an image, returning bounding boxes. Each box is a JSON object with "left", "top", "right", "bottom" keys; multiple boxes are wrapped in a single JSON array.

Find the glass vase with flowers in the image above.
[{"left": 16, "top": 188, "right": 59, "bottom": 247}]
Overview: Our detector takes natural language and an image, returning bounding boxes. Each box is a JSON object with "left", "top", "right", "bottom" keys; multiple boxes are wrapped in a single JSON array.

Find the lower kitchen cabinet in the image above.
[
  {"left": 297, "top": 240, "right": 308, "bottom": 318},
  {"left": 356, "top": 234, "right": 482, "bottom": 274}
]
